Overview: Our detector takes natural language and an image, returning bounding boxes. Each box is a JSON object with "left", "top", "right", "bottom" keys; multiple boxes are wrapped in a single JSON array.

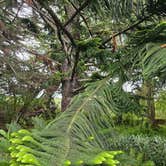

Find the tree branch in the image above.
[
  {"left": 30, "top": 1, "right": 57, "bottom": 31},
  {"left": 68, "top": 0, "right": 93, "bottom": 37},
  {"left": 38, "top": 1, "right": 76, "bottom": 47},
  {"left": 32, "top": 0, "right": 76, "bottom": 47},
  {"left": 64, "top": 0, "right": 91, "bottom": 27},
  {"left": 102, "top": 14, "right": 153, "bottom": 46},
  {"left": 70, "top": 49, "right": 80, "bottom": 81},
  {"left": 12, "top": 1, "right": 24, "bottom": 23}
]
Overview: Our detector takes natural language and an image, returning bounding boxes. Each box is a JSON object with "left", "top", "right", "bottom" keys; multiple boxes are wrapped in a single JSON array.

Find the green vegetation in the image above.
[{"left": 0, "top": 0, "right": 166, "bottom": 166}]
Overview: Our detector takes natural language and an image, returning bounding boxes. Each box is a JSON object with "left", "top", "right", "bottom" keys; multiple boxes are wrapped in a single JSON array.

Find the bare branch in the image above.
[
  {"left": 102, "top": 14, "right": 153, "bottom": 46},
  {"left": 68, "top": 0, "right": 93, "bottom": 37},
  {"left": 34, "top": 0, "right": 76, "bottom": 47},
  {"left": 12, "top": 1, "right": 24, "bottom": 23},
  {"left": 64, "top": 0, "right": 91, "bottom": 27},
  {"left": 70, "top": 49, "right": 80, "bottom": 81}
]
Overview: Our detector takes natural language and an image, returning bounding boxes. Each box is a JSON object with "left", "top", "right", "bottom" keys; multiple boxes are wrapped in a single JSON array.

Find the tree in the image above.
[
  {"left": 8, "top": 0, "right": 156, "bottom": 111},
  {"left": 1, "top": 0, "right": 165, "bottom": 123},
  {"left": 0, "top": 0, "right": 60, "bottom": 124},
  {"left": 123, "top": 22, "right": 166, "bottom": 126},
  {"left": 0, "top": 0, "right": 166, "bottom": 166}
]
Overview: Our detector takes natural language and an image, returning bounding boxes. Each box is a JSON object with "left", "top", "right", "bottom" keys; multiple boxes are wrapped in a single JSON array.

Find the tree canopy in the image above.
[{"left": 0, "top": 0, "right": 166, "bottom": 165}]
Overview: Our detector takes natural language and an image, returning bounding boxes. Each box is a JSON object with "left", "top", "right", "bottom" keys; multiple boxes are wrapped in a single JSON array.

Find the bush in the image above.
[{"left": 109, "top": 135, "right": 166, "bottom": 166}]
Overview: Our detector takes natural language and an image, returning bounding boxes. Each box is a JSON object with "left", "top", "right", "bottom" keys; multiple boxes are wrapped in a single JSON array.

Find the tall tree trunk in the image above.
[
  {"left": 61, "top": 58, "right": 72, "bottom": 111},
  {"left": 61, "top": 78, "right": 78, "bottom": 111},
  {"left": 61, "top": 59, "right": 80, "bottom": 111},
  {"left": 145, "top": 81, "right": 156, "bottom": 127},
  {"left": 0, "top": 111, "right": 6, "bottom": 129},
  {"left": 61, "top": 4, "right": 80, "bottom": 111}
]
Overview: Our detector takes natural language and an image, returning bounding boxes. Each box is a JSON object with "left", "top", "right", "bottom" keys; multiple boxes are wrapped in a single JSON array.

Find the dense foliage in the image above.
[{"left": 0, "top": 0, "right": 166, "bottom": 166}]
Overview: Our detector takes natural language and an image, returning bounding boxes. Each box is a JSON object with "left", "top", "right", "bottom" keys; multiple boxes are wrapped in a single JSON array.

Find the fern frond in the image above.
[
  {"left": 141, "top": 43, "right": 166, "bottom": 80},
  {"left": 9, "top": 77, "right": 140, "bottom": 165},
  {"left": 38, "top": 78, "right": 115, "bottom": 165},
  {"left": 8, "top": 78, "right": 116, "bottom": 165}
]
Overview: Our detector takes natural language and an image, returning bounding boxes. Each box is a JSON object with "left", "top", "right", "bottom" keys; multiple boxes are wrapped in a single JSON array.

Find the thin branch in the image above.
[
  {"left": 57, "top": 28, "right": 71, "bottom": 55},
  {"left": 31, "top": 1, "right": 68, "bottom": 51},
  {"left": 12, "top": 1, "right": 24, "bottom": 23},
  {"left": 27, "top": 2, "right": 70, "bottom": 57},
  {"left": 31, "top": 1, "right": 57, "bottom": 31},
  {"left": 57, "top": 27, "right": 66, "bottom": 50},
  {"left": 71, "top": 49, "right": 80, "bottom": 81},
  {"left": 35, "top": 0, "right": 76, "bottom": 47},
  {"left": 72, "top": 85, "right": 87, "bottom": 95},
  {"left": 102, "top": 14, "right": 153, "bottom": 46},
  {"left": 26, "top": 49, "right": 61, "bottom": 66},
  {"left": 64, "top": 0, "right": 91, "bottom": 27},
  {"left": 68, "top": 0, "right": 93, "bottom": 37}
]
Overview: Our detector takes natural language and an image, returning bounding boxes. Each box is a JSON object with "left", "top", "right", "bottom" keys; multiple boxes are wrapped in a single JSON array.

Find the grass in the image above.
[
  {"left": 156, "top": 109, "right": 166, "bottom": 119},
  {"left": 102, "top": 111, "right": 166, "bottom": 138},
  {"left": 112, "top": 124, "right": 166, "bottom": 137}
]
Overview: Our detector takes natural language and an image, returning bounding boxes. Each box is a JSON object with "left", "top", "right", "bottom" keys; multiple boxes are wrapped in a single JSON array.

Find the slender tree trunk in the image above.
[
  {"left": 61, "top": 4, "right": 80, "bottom": 111},
  {"left": 61, "top": 77, "right": 79, "bottom": 111},
  {"left": 61, "top": 59, "right": 80, "bottom": 111},
  {"left": 61, "top": 80, "right": 71, "bottom": 111},
  {"left": 0, "top": 111, "right": 6, "bottom": 129},
  {"left": 145, "top": 81, "right": 156, "bottom": 127},
  {"left": 61, "top": 58, "right": 71, "bottom": 111}
]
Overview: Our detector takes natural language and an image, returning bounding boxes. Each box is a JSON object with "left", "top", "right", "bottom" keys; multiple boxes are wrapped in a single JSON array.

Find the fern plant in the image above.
[
  {"left": 0, "top": 130, "right": 10, "bottom": 166},
  {"left": 9, "top": 129, "right": 122, "bottom": 166},
  {"left": 7, "top": 78, "right": 127, "bottom": 166},
  {"left": 0, "top": 122, "right": 21, "bottom": 166}
]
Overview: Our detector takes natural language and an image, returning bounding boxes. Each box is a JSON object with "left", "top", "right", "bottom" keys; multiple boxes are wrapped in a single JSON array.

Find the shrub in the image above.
[{"left": 109, "top": 135, "right": 166, "bottom": 166}]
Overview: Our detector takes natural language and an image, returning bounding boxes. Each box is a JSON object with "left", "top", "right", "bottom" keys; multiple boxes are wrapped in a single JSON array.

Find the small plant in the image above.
[
  {"left": 117, "top": 149, "right": 155, "bottom": 166},
  {"left": 109, "top": 135, "right": 166, "bottom": 166},
  {"left": 9, "top": 129, "right": 41, "bottom": 166},
  {"left": 9, "top": 128, "right": 122, "bottom": 166},
  {"left": 64, "top": 151, "right": 122, "bottom": 166},
  {"left": 0, "top": 129, "right": 10, "bottom": 166}
]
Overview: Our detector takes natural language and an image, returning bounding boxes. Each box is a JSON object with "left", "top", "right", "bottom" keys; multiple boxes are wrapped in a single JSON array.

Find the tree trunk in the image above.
[
  {"left": 145, "top": 81, "right": 156, "bottom": 127},
  {"left": 0, "top": 111, "right": 6, "bottom": 129},
  {"left": 61, "top": 59, "right": 80, "bottom": 111},
  {"left": 61, "top": 4, "right": 80, "bottom": 111},
  {"left": 61, "top": 77, "right": 80, "bottom": 111},
  {"left": 61, "top": 80, "right": 71, "bottom": 111}
]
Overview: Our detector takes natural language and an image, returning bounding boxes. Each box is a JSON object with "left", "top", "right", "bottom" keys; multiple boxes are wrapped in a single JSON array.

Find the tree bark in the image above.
[
  {"left": 145, "top": 81, "right": 156, "bottom": 127},
  {"left": 61, "top": 4, "right": 81, "bottom": 111},
  {"left": 61, "top": 59, "right": 80, "bottom": 111},
  {"left": 0, "top": 111, "right": 6, "bottom": 129}
]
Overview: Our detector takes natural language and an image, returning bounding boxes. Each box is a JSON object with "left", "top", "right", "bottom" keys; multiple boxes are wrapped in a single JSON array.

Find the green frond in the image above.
[
  {"left": 129, "top": 22, "right": 166, "bottom": 46},
  {"left": 38, "top": 78, "right": 115, "bottom": 165},
  {"left": 87, "top": 0, "right": 141, "bottom": 20},
  {"left": 8, "top": 78, "right": 114, "bottom": 165},
  {"left": 8, "top": 77, "right": 140, "bottom": 165},
  {"left": 141, "top": 43, "right": 166, "bottom": 80},
  {"left": 126, "top": 22, "right": 166, "bottom": 81}
]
